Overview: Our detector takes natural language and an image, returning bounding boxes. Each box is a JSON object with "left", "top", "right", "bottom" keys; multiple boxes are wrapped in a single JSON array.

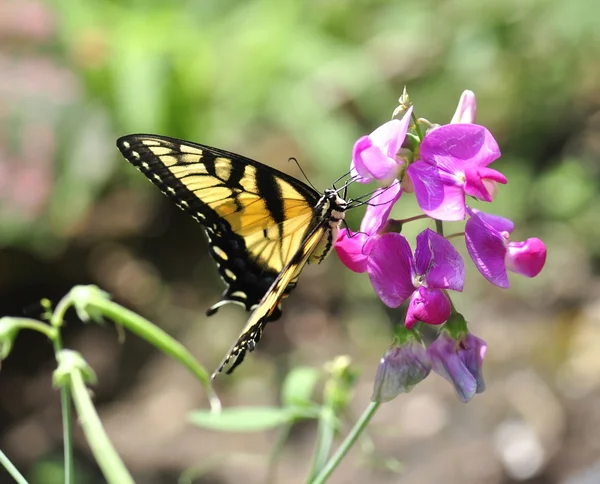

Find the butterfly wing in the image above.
[
  {"left": 214, "top": 220, "right": 330, "bottom": 376},
  {"left": 116, "top": 134, "right": 322, "bottom": 320}
]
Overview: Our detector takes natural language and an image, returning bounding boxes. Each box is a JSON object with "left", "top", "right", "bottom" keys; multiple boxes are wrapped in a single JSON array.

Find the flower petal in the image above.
[
  {"left": 360, "top": 182, "right": 402, "bottom": 235},
  {"left": 465, "top": 212, "right": 509, "bottom": 288},
  {"left": 335, "top": 229, "right": 370, "bottom": 273},
  {"left": 428, "top": 332, "right": 477, "bottom": 403},
  {"left": 351, "top": 136, "right": 376, "bottom": 183},
  {"left": 414, "top": 229, "right": 465, "bottom": 291},
  {"left": 369, "top": 106, "right": 413, "bottom": 158},
  {"left": 367, "top": 233, "right": 415, "bottom": 308},
  {"left": 505, "top": 238, "right": 547, "bottom": 278},
  {"left": 450, "top": 90, "right": 477, "bottom": 124},
  {"left": 458, "top": 333, "right": 487, "bottom": 394},
  {"left": 408, "top": 162, "right": 467, "bottom": 220},
  {"left": 469, "top": 208, "right": 514, "bottom": 234},
  {"left": 371, "top": 339, "right": 431, "bottom": 402},
  {"left": 405, "top": 287, "right": 451, "bottom": 329},
  {"left": 420, "top": 124, "right": 501, "bottom": 173}
]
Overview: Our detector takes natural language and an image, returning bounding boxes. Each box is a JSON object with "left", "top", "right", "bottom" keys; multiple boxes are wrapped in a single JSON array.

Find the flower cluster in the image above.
[{"left": 336, "top": 90, "right": 546, "bottom": 403}]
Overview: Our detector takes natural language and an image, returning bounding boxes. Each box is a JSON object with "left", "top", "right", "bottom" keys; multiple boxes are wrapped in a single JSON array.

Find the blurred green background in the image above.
[{"left": 1, "top": 0, "right": 600, "bottom": 482}]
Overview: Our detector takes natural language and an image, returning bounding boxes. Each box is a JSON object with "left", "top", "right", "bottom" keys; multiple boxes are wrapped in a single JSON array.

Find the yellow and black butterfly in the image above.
[{"left": 117, "top": 134, "right": 347, "bottom": 377}]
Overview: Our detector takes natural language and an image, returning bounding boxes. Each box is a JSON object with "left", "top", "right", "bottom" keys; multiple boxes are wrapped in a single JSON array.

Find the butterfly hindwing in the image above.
[
  {"left": 216, "top": 221, "right": 330, "bottom": 376},
  {"left": 117, "top": 134, "right": 321, "bottom": 320}
]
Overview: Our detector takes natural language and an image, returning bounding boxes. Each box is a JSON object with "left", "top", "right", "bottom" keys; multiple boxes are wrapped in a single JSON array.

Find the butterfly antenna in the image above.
[
  {"left": 288, "top": 157, "right": 318, "bottom": 191},
  {"left": 347, "top": 180, "right": 400, "bottom": 209},
  {"left": 332, "top": 170, "right": 353, "bottom": 189}
]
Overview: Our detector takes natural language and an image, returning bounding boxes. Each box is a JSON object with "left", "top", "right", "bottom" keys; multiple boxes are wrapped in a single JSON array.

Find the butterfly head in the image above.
[{"left": 323, "top": 187, "right": 347, "bottom": 213}]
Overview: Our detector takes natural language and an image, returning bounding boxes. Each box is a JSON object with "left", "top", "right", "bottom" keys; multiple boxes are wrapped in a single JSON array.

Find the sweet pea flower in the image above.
[
  {"left": 335, "top": 181, "right": 402, "bottom": 273},
  {"left": 351, "top": 107, "right": 413, "bottom": 184},
  {"left": 465, "top": 209, "right": 547, "bottom": 288},
  {"left": 428, "top": 330, "right": 487, "bottom": 403},
  {"left": 371, "top": 338, "right": 431, "bottom": 402},
  {"left": 367, "top": 229, "right": 464, "bottom": 328},
  {"left": 407, "top": 124, "right": 506, "bottom": 221},
  {"left": 450, "top": 90, "right": 477, "bottom": 124}
]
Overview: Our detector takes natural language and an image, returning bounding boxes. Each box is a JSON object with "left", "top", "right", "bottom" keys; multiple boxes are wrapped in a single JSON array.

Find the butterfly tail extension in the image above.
[{"left": 211, "top": 224, "right": 328, "bottom": 378}]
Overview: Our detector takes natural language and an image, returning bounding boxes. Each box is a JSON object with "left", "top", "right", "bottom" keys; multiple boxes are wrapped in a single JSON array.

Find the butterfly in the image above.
[{"left": 116, "top": 134, "right": 348, "bottom": 377}]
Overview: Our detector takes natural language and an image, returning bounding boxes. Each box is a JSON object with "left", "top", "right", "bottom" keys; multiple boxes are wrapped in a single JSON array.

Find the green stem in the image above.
[
  {"left": 87, "top": 297, "right": 220, "bottom": 412},
  {"left": 0, "top": 448, "right": 29, "bottom": 484},
  {"left": 266, "top": 423, "right": 293, "bottom": 484},
  {"left": 307, "top": 407, "right": 336, "bottom": 481},
  {"left": 69, "top": 370, "right": 134, "bottom": 484},
  {"left": 411, "top": 113, "right": 424, "bottom": 141},
  {"left": 435, "top": 219, "right": 444, "bottom": 237},
  {"left": 310, "top": 401, "right": 381, "bottom": 484},
  {"left": 2, "top": 318, "right": 57, "bottom": 340},
  {"left": 52, "top": 334, "right": 74, "bottom": 484}
]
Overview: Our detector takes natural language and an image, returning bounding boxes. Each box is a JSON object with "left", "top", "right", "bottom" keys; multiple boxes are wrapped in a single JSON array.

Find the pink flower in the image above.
[
  {"left": 335, "top": 182, "right": 402, "bottom": 273},
  {"left": 407, "top": 124, "right": 506, "bottom": 221},
  {"left": 351, "top": 107, "right": 413, "bottom": 184},
  {"left": 428, "top": 330, "right": 487, "bottom": 403},
  {"left": 450, "top": 90, "right": 477, "bottom": 124},
  {"left": 465, "top": 209, "right": 547, "bottom": 288},
  {"left": 367, "top": 229, "right": 464, "bottom": 328}
]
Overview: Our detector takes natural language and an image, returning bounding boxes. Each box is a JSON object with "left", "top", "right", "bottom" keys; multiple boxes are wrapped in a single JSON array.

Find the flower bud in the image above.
[
  {"left": 450, "top": 90, "right": 477, "bottom": 124},
  {"left": 371, "top": 339, "right": 431, "bottom": 403},
  {"left": 427, "top": 330, "right": 486, "bottom": 403}
]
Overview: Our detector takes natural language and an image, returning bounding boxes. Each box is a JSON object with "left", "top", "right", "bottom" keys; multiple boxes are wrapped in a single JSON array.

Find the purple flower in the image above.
[
  {"left": 407, "top": 124, "right": 506, "bottom": 221},
  {"left": 371, "top": 339, "right": 431, "bottom": 402},
  {"left": 351, "top": 107, "right": 413, "bottom": 184},
  {"left": 465, "top": 209, "right": 547, "bottom": 288},
  {"left": 367, "top": 229, "right": 464, "bottom": 328},
  {"left": 428, "top": 330, "right": 487, "bottom": 403},
  {"left": 450, "top": 90, "right": 477, "bottom": 124},
  {"left": 335, "top": 182, "right": 402, "bottom": 273}
]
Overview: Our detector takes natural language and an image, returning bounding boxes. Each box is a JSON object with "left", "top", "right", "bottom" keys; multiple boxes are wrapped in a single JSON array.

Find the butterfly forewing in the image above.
[{"left": 117, "top": 134, "right": 321, "bottom": 316}]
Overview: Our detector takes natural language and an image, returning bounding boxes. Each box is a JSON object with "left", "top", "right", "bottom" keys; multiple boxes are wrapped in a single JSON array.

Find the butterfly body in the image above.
[{"left": 116, "top": 134, "right": 346, "bottom": 375}]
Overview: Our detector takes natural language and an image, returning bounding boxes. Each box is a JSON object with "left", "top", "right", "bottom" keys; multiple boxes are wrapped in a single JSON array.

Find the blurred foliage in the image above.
[{"left": 2, "top": 0, "right": 600, "bottom": 250}]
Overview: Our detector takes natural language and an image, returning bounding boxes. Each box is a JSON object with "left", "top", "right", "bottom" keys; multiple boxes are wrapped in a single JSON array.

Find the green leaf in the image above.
[
  {"left": 189, "top": 407, "right": 314, "bottom": 432},
  {"left": 0, "top": 318, "right": 21, "bottom": 361},
  {"left": 281, "top": 366, "right": 320, "bottom": 407}
]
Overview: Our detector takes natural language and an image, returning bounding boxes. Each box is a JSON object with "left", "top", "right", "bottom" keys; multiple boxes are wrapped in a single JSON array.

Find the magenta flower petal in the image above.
[
  {"left": 360, "top": 182, "right": 402, "bottom": 235},
  {"left": 335, "top": 229, "right": 370, "bottom": 273},
  {"left": 369, "top": 116, "right": 407, "bottom": 159},
  {"left": 357, "top": 144, "right": 399, "bottom": 180},
  {"left": 420, "top": 124, "right": 500, "bottom": 173},
  {"left": 413, "top": 229, "right": 465, "bottom": 291},
  {"left": 350, "top": 108, "right": 413, "bottom": 184},
  {"left": 465, "top": 212, "right": 509, "bottom": 288},
  {"left": 428, "top": 332, "right": 478, "bottom": 403},
  {"left": 408, "top": 162, "right": 467, "bottom": 220},
  {"left": 477, "top": 166, "right": 508, "bottom": 183},
  {"left": 505, "top": 238, "right": 547, "bottom": 278},
  {"left": 351, "top": 136, "right": 376, "bottom": 182},
  {"left": 470, "top": 209, "right": 514, "bottom": 233},
  {"left": 405, "top": 287, "right": 451, "bottom": 329},
  {"left": 367, "top": 233, "right": 415, "bottom": 308}
]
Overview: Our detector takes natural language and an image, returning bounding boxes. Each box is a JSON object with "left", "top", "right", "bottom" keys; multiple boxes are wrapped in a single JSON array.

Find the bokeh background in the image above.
[{"left": 1, "top": 0, "right": 600, "bottom": 482}]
